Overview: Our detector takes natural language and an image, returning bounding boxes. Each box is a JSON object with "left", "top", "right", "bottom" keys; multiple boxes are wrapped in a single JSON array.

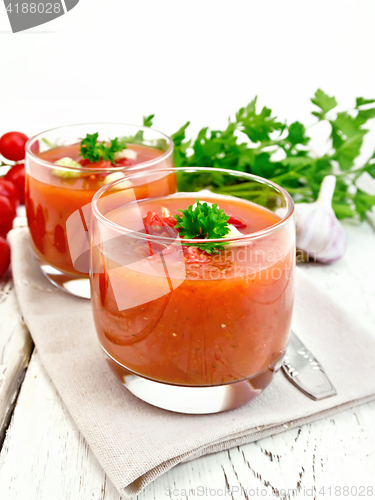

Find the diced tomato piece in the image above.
[
  {"left": 78, "top": 158, "right": 112, "bottom": 169},
  {"left": 144, "top": 210, "right": 176, "bottom": 228},
  {"left": 145, "top": 210, "right": 162, "bottom": 227},
  {"left": 227, "top": 215, "right": 246, "bottom": 228},
  {"left": 163, "top": 216, "right": 177, "bottom": 227},
  {"left": 143, "top": 210, "right": 177, "bottom": 257},
  {"left": 115, "top": 158, "right": 136, "bottom": 168},
  {"left": 78, "top": 158, "right": 90, "bottom": 167}
]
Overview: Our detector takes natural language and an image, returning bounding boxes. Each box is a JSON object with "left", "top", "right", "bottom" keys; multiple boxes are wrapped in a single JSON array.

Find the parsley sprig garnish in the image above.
[
  {"left": 79, "top": 133, "right": 127, "bottom": 165},
  {"left": 175, "top": 200, "right": 230, "bottom": 254}
]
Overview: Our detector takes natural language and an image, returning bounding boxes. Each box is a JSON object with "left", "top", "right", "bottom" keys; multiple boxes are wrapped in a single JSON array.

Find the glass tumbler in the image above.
[
  {"left": 25, "top": 123, "right": 174, "bottom": 298},
  {"left": 90, "top": 167, "right": 295, "bottom": 414}
]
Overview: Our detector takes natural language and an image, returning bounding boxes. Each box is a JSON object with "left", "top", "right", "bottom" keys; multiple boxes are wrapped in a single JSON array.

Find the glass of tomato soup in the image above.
[
  {"left": 90, "top": 167, "right": 295, "bottom": 414},
  {"left": 25, "top": 124, "right": 174, "bottom": 298}
]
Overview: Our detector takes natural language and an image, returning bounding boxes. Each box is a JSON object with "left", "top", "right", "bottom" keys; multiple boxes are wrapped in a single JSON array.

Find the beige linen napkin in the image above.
[{"left": 8, "top": 227, "right": 375, "bottom": 498}]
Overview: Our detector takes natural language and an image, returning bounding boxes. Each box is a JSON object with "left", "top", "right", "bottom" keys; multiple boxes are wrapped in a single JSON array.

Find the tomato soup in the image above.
[
  {"left": 91, "top": 194, "right": 295, "bottom": 387},
  {"left": 26, "top": 143, "right": 175, "bottom": 276}
]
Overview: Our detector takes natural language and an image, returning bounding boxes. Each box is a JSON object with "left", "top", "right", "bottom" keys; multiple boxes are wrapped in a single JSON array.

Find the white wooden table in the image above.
[{"left": 0, "top": 221, "right": 374, "bottom": 500}]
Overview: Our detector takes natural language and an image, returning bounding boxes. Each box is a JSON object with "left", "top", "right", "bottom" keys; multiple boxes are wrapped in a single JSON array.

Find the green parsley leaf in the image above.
[
  {"left": 356, "top": 107, "right": 375, "bottom": 124},
  {"left": 355, "top": 97, "right": 375, "bottom": 108},
  {"left": 286, "top": 121, "right": 310, "bottom": 146},
  {"left": 236, "top": 97, "right": 284, "bottom": 142},
  {"left": 174, "top": 200, "right": 230, "bottom": 254},
  {"left": 354, "top": 189, "right": 375, "bottom": 221},
  {"left": 363, "top": 150, "right": 375, "bottom": 178},
  {"left": 311, "top": 89, "right": 337, "bottom": 120},
  {"left": 330, "top": 113, "right": 358, "bottom": 152},
  {"left": 79, "top": 133, "right": 127, "bottom": 165},
  {"left": 252, "top": 152, "right": 281, "bottom": 178},
  {"left": 130, "top": 115, "right": 155, "bottom": 144},
  {"left": 143, "top": 114, "right": 155, "bottom": 128},
  {"left": 80, "top": 132, "right": 100, "bottom": 163},
  {"left": 332, "top": 202, "right": 356, "bottom": 220},
  {"left": 333, "top": 133, "right": 366, "bottom": 171},
  {"left": 171, "top": 122, "right": 191, "bottom": 168}
]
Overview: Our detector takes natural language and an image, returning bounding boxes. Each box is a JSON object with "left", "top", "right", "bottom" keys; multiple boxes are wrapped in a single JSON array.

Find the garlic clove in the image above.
[{"left": 295, "top": 175, "right": 347, "bottom": 264}]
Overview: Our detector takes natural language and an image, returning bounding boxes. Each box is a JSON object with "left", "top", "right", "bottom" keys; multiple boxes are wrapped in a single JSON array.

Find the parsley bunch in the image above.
[
  {"left": 80, "top": 133, "right": 127, "bottom": 165},
  {"left": 168, "top": 90, "right": 375, "bottom": 221},
  {"left": 175, "top": 201, "right": 230, "bottom": 254}
]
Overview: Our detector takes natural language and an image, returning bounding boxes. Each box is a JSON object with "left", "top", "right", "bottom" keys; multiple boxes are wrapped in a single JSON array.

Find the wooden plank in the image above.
[
  {"left": 0, "top": 352, "right": 121, "bottom": 500},
  {"left": 0, "top": 276, "right": 32, "bottom": 444},
  {"left": 0, "top": 351, "right": 374, "bottom": 500},
  {"left": 145, "top": 402, "right": 375, "bottom": 499}
]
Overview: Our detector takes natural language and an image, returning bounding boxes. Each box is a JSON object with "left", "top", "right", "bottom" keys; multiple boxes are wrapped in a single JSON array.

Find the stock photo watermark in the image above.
[
  {"left": 165, "top": 484, "right": 374, "bottom": 498},
  {"left": 3, "top": 0, "right": 79, "bottom": 32}
]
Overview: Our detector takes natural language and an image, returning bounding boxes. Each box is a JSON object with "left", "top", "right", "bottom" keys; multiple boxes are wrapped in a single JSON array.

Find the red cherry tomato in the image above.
[
  {"left": 0, "top": 132, "right": 29, "bottom": 162},
  {"left": 0, "top": 179, "right": 20, "bottom": 208},
  {"left": 0, "top": 195, "right": 16, "bottom": 238},
  {"left": 4, "top": 164, "right": 25, "bottom": 204},
  {"left": 0, "top": 236, "right": 11, "bottom": 277},
  {"left": 227, "top": 215, "right": 247, "bottom": 229}
]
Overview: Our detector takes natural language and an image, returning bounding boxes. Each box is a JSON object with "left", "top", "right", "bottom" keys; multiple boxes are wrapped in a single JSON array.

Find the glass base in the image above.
[
  {"left": 105, "top": 352, "right": 285, "bottom": 414},
  {"left": 40, "top": 263, "right": 91, "bottom": 299}
]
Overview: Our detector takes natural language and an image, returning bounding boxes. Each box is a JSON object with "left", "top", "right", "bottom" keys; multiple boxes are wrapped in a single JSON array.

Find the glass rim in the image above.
[
  {"left": 25, "top": 122, "right": 174, "bottom": 173},
  {"left": 92, "top": 166, "right": 295, "bottom": 244}
]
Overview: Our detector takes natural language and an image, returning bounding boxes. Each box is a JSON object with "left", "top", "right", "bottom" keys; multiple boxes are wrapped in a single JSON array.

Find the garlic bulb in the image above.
[{"left": 295, "top": 175, "right": 347, "bottom": 264}]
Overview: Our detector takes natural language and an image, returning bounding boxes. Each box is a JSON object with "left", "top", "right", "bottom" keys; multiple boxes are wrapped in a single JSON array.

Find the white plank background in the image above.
[
  {"left": 0, "top": 220, "right": 374, "bottom": 500},
  {"left": 0, "top": 276, "right": 32, "bottom": 444}
]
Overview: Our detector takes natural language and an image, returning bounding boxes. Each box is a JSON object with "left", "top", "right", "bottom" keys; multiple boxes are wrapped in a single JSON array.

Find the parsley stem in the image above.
[{"left": 270, "top": 172, "right": 302, "bottom": 183}]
